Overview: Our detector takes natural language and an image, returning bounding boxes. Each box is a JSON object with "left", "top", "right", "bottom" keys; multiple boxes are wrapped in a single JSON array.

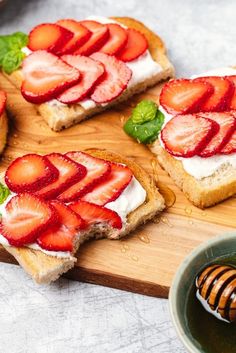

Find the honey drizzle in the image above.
[{"left": 150, "top": 158, "right": 176, "bottom": 208}]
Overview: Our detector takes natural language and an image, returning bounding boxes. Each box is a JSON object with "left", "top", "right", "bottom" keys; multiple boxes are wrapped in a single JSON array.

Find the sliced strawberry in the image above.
[
  {"left": 198, "top": 112, "right": 236, "bottom": 157},
  {"left": 5, "top": 154, "right": 59, "bottom": 193},
  {"left": 21, "top": 50, "right": 81, "bottom": 104},
  {"left": 194, "top": 76, "right": 234, "bottom": 112},
  {"left": 116, "top": 28, "right": 148, "bottom": 62},
  {"left": 75, "top": 20, "right": 109, "bottom": 56},
  {"left": 56, "top": 19, "right": 91, "bottom": 55},
  {"left": 57, "top": 55, "right": 105, "bottom": 104},
  {"left": 90, "top": 52, "right": 132, "bottom": 103},
  {"left": 226, "top": 75, "right": 236, "bottom": 110},
  {"left": 160, "top": 79, "right": 214, "bottom": 115},
  {"left": 99, "top": 23, "right": 127, "bottom": 55},
  {"left": 81, "top": 162, "right": 133, "bottom": 206},
  {"left": 0, "top": 194, "right": 58, "bottom": 246},
  {"left": 161, "top": 114, "right": 220, "bottom": 158},
  {"left": 0, "top": 91, "right": 6, "bottom": 116},
  {"left": 70, "top": 200, "right": 122, "bottom": 229},
  {"left": 37, "top": 201, "right": 85, "bottom": 252},
  {"left": 28, "top": 23, "right": 74, "bottom": 54},
  {"left": 35, "top": 153, "right": 87, "bottom": 199},
  {"left": 221, "top": 130, "right": 236, "bottom": 154},
  {"left": 58, "top": 151, "right": 110, "bottom": 202}
]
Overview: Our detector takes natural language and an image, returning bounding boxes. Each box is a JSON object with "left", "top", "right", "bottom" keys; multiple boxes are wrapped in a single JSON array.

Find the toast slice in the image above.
[
  {"left": 150, "top": 142, "right": 236, "bottom": 209},
  {"left": 149, "top": 67, "right": 236, "bottom": 209},
  {"left": 1, "top": 149, "right": 165, "bottom": 284},
  {"left": 4, "top": 17, "right": 174, "bottom": 131}
]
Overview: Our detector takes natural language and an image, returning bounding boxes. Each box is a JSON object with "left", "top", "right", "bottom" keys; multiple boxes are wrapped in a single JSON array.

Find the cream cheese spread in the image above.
[{"left": 106, "top": 176, "right": 146, "bottom": 222}]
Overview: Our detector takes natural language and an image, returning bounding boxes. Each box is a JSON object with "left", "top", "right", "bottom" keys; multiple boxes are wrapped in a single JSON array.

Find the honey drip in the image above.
[
  {"left": 161, "top": 216, "right": 173, "bottom": 228},
  {"left": 131, "top": 255, "right": 139, "bottom": 262},
  {"left": 119, "top": 114, "right": 125, "bottom": 125},
  {"left": 150, "top": 158, "right": 176, "bottom": 208},
  {"left": 138, "top": 234, "right": 150, "bottom": 244}
]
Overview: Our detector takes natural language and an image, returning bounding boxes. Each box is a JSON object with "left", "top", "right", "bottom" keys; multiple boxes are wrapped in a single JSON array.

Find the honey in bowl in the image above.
[{"left": 186, "top": 256, "right": 236, "bottom": 353}]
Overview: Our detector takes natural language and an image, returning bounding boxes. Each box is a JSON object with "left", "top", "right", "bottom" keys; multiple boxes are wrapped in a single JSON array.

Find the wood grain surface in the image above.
[{"left": 0, "top": 73, "right": 235, "bottom": 298}]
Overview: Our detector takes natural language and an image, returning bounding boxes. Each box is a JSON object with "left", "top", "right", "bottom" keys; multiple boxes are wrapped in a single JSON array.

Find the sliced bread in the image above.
[
  {"left": 2, "top": 148, "right": 165, "bottom": 283},
  {"left": 4, "top": 17, "right": 174, "bottom": 131}
]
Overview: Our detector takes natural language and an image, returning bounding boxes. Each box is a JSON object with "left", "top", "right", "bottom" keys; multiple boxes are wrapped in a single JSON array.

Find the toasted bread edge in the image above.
[{"left": 150, "top": 142, "right": 236, "bottom": 208}]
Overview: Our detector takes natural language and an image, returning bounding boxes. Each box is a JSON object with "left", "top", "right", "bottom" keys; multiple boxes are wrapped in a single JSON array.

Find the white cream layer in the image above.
[
  {"left": 106, "top": 176, "right": 146, "bottom": 222},
  {"left": 0, "top": 176, "right": 146, "bottom": 258},
  {"left": 47, "top": 16, "right": 163, "bottom": 109},
  {"left": 159, "top": 67, "right": 236, "bottom": 180}
]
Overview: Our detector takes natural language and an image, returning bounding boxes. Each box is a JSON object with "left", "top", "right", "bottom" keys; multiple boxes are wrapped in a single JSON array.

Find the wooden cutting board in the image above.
[{"left": 0, "top": 73, "right": 235, "bottom": 298}]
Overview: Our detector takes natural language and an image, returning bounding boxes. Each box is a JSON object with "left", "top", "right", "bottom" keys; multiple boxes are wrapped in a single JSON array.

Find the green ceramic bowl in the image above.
[{"left": 169, "top": 232, "right": 236, "bottom": 353}]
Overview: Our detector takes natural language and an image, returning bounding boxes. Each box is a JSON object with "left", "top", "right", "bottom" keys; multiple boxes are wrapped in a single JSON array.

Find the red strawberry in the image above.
[
  {"left": 81, "top": 162, "right": 133, "bottom": 206},
  {"left": 0, "top": 194, "right": 58, "bottom": 246},
  {"left": 0, "top": 91, "right": 6, "bottom": 116},
  {"left": 57, "top": 55, "right": 105, "bottom": 104},
  {"left": 56, "top": 19, "right": 91, "bottom": 55},
  {"left": 198, "top": 112, "right": 236, "bottom": 157},
  {"left": 28, "top": 23, "right": 74, "bottom": 54},
  {"left": 99, "top": 23, "right": 127, "bottom": 55},
  {"left": 5, "top": 154, "right": 59, "bottom": 193},
  {"left": 226, "top": 75, "right": 236, "bottom": 110},
  {"left": 116, "top": 28, "right": 148, "bottom": 62},
  {"left": 70, "top": 200, "right": 122, "bottom": 229},
  {"left": 221, "top": 130, "right": 236, "bottom": 154},
  {"left": 35, "top": 153, "right": 87, "bottom": 199},
  {"left": 161, "top": 114, "right": 220, "bottom": 158},
  {"left": 58, "top": 151, "right": 110, "bottom": 202},
  {"left": 21, "top": 50, "right": 81, "bottom": 104},
  {"left": 75, "top": 20, "right": 109, "bottom": 56},
  {"left": 160, "top": 79, "right": 214, "bottom": 115},
  {"left": 37, "top": 201, "right": 85, "bottom": 252},
  {"left": 193, "top": 76, "right": 234, "bottom": 112},
  {"left": 90, "top": 52, "right": 132, "bottom": 103}
]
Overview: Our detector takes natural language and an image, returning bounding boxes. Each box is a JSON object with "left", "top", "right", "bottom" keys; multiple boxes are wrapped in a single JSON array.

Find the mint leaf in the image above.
[
  {"left": 131, "top": 100, "right": 158, "bottom": 124},
  {"left": 8, "top": 32, "right": 28, "bottom": 50},
  {"left": 0, "top": 183, "right": 10, "bottom": 205},
  {"left": 0, "top": 32, "right": 28, "bottom": 74},
  {"left": 2, "top": 50, "right": 25, "bottom": 74},
  {"left": 124, "top": 109, "right": 164, "bottom": 144},
  {"left": 0, "top": 37, "right": 10, "bottom": 65}
]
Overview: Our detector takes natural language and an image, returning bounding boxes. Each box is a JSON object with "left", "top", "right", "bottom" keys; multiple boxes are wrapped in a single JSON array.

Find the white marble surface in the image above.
[{"left": 0, "top": 0, "right": 236, "bottom": 352}]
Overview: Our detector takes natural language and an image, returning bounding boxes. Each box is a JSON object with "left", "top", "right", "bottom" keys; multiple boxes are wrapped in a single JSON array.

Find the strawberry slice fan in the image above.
[
  {"left": 21, "top": 19, "right": 148, "bottom": 104},
  {"left": 160, "top": 76, "right": 236, "bottom": 158},
  {"left": 1, "top": 152, "right": 131, "bottom": 250}
]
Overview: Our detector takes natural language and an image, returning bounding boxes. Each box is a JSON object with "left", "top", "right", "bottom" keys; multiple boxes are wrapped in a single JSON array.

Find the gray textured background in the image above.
[{"left": 0, "top": 1, "right": 236, "bottom": 352}]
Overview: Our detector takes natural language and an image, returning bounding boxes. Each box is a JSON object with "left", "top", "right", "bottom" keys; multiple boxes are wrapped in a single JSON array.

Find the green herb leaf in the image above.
[
  {"left": 7, "top": 32, "right": 28, "bottom": 50},
  {"left": 0, "top": 183, "right": 10, "bottom": 205},
  {"left": 0, "top": 32, "right": 28, "bottom": 74},
  {"left": 131, "top": 100, "right": 158, "bottom": 124},
  {"left": 2, "top": 50, "right": 25, "bottom": 74},
  {"left": 124, "top": 109, "right": 164, "bottom": 144}
]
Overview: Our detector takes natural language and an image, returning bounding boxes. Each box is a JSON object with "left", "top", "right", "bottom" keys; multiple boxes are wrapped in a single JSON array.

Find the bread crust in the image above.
[
  {"left": 2, "top": 149, "right": 165, "bottom": 284},
  {"left": 0, "top": 111, "right": 8, "bottom": 154},
  {"left": 150, "top": 142, "right": 236, "bottom": 209},
  {"left": 4, "top": 17, "right": 174, "bottom": 131}
]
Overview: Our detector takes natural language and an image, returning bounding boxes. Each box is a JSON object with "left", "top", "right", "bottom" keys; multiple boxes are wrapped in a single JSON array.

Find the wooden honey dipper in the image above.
[{"left": 196, "top": 264, "right": 236, "bottom": 323}]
